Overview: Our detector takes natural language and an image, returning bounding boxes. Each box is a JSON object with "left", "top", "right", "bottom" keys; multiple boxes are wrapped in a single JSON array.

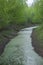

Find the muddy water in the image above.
[{"left": 0, "top": 27, "right": 43, "bottom": 65}]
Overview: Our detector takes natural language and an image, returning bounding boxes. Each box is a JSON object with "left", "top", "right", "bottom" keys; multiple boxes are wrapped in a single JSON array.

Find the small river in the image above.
[{"left": 0, "top": 26, "right": 43, "bottom": 65}]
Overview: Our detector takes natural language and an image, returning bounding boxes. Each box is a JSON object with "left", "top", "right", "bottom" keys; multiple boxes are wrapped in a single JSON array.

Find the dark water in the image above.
[{"left": 0, "top": 27, "right": 43, "bottom": 65}]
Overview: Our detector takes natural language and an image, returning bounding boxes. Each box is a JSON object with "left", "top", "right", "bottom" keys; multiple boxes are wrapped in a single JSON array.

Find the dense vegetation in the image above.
[
  {"left": 31, "top": 0, "right": 43, "bottom": 56},
  {"left": 32, "top": 0, "right": 43, "bottom": 24},
  {"left": 0, "top": 0, "right": 30, "bottom": 29},
  {"left": 0, "top": 0, "right": 43, "bottom": 56},
  {"left": 0, "top": 0, "right": 43, "bottom": 27},
  {"left": 33, "top": 0, "right": 43, "bottom": 44},
  {"left": 0, "top": 0, "right": 33, "bottom": 55}
]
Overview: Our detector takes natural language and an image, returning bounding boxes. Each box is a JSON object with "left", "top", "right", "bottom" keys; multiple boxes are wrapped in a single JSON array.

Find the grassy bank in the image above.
[{"left": 32, "top": 25, "right": 43, "bottom": 57}]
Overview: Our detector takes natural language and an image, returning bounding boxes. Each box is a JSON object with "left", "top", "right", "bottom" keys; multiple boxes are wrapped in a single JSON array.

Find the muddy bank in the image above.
[{"left": 32, "top": 29, "right": 43, "bottom": 57}]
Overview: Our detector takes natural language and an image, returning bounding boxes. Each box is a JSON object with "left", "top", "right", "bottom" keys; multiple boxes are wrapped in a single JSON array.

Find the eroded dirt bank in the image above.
[{"left": 32, "top": 29, "right": 43, "bottom": 57}]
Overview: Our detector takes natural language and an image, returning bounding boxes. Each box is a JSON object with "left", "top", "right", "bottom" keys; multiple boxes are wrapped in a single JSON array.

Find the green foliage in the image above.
[
  {"left": 0, "top": 0, "right": 28, "bottom": 28},
  {"left": 0, "top": 0, "right": 43, "bottom": 29},
  {"left": 31, "top": 0, "right": 43, "bottom": 24}
]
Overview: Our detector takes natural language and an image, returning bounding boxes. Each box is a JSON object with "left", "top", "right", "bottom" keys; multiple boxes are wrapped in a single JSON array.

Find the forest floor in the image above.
[{"left": 32, "top": 26, "right": 43, "bottom": 57}]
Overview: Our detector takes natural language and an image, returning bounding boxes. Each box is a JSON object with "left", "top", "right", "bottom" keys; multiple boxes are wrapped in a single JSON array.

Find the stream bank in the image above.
[
  {"left": 32, "top": 29, "right": 43, "bottom": 57},
  {"left": 0, "top": 23, "right": 36, "bottom": 55},
  {"left": 0, "top": 26, "right": 18, "bottom": 56},
  {"left": 0, "top": 26, "right": 43, "bottom": 65}
]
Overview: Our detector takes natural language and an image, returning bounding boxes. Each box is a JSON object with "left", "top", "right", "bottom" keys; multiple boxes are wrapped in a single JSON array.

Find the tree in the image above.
[{"left": 31, "top": 0, "right": 43, "bottom": 24}]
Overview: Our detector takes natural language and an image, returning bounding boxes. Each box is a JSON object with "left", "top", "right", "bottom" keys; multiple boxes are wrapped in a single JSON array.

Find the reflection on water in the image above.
[{"left": 0, "top": 26, "right": 43, "bottom": 65}]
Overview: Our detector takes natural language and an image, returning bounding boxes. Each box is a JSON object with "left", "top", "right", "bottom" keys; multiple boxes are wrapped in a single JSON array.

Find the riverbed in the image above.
[{"left": 0, "top": 26, "right": 43, "bottom": 65}]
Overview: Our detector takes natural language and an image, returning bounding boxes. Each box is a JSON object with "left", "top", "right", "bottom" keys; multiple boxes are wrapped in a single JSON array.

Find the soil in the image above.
[{"left": 32, "top": 29, "right": 43, "bottom": 57}]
